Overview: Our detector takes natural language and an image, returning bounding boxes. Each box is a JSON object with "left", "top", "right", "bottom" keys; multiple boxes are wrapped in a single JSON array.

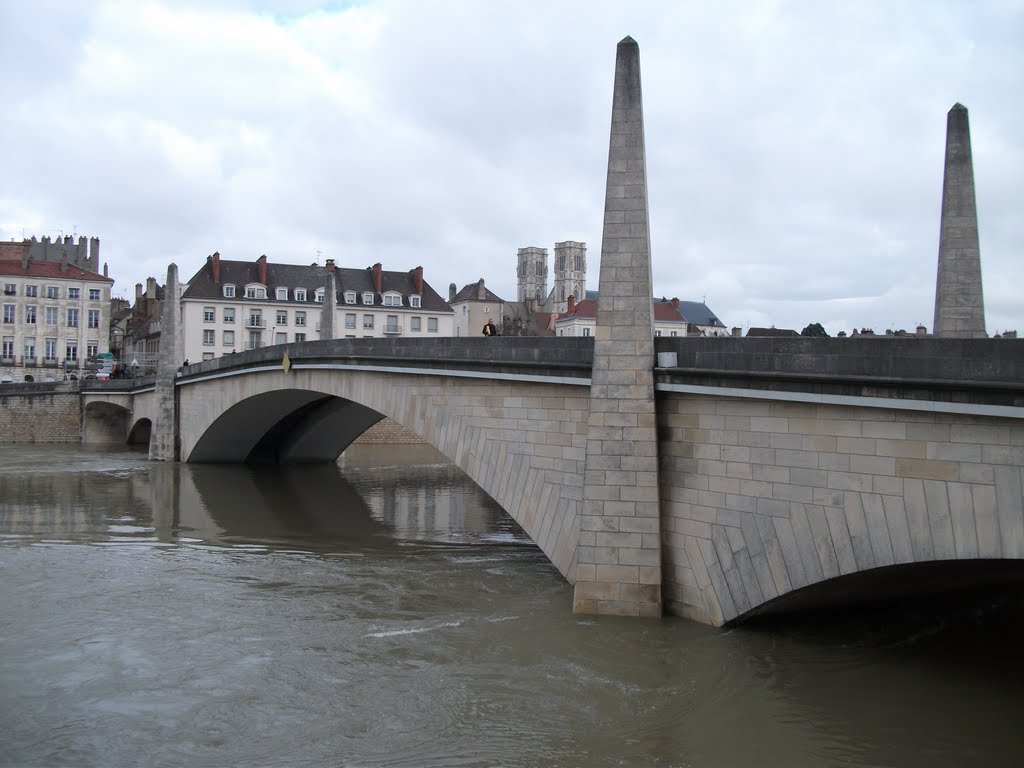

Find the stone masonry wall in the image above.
[
  {"left": 658, "top": 392, "right": 1024, "bottom": 626},
  {"left": 0, "top": 383, "right": 82, "bottom": 443},
  {"left": 353, "top": 417, "right": 425, "bottom": 445}
]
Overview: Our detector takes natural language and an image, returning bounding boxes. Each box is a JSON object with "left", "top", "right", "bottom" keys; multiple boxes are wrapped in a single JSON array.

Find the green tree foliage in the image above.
[{"left": 800, "top": 322, "right": 829, "bottom": 337}]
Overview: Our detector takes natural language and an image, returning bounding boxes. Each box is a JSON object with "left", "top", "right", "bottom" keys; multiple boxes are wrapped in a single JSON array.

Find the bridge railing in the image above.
[{"left": 180, "top": 337, "right": 596, "bottom": 383}]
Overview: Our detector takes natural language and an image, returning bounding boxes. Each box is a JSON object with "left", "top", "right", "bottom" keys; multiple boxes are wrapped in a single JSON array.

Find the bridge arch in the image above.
[
  {"left": 83, "top": 400, "right": 131, "bottom": 444},
  {"left": 177, "top": 364, "right": 589, "bottom": 582}
]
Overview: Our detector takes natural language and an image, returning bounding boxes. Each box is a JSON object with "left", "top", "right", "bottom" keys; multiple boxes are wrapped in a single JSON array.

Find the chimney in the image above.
[
  {"left": 257, "top": 254, "right": 267, "bottom": 285},
  {"left": 146, "top": 277, "right": 157, "bottom": 299},
  {"left": 916, "top": 324, "right": 927, "bottom": 336},
  {"left": 449, "top": 282, "right": 457, "bottom": 303},
  {"left": 476, "top": 278, "right": 486, "bottom": 300},
  {"left": 671, "top": 297, "right": 680, "bottom": 310},
  {"left": 411, "top": 265, "right": 424, "bottom": 295},
  {"left": 567, "top": 294, "right": 575, "bottom": 314},
  {"left": 371, "top": 262, "right": 382, "bottom": 294},
  {"left": 103, "top": 262, "right": 108, "bottom": 278},
  {"left": 135, "top": 283, "right": 143, "bottom": 301},
  {"left": 60, "top": 253, "right": 68, "bottom": 273},
  {"left": 211, "top": 251, "right": 221, "bottom": 283},
  {"left": 325, "top": 258, "right": 335, "bottom": 271},
  {"left": 731, "top": 327, "right": 741, "bottom": 337}
]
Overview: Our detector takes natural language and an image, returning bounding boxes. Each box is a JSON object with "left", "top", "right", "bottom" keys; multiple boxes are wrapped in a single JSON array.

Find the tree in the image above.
[{"left": 800, "top": 322, "right": 829, "bottom": 337}]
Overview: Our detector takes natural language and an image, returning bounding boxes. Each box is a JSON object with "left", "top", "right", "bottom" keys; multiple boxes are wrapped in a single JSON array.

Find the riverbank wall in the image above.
[{"left": 0, "top": 382, "right": 82, "bottom": 443}]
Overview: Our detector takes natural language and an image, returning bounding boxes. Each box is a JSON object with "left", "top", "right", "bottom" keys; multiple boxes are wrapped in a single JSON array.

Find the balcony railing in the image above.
[
  {"left": 0, "top": 356, "right": 14, "bottom": 365},
  {"left": 244, "top": 341, "right": 264, "bottom": 350},
  {"left": 383, "top": 324, "right": 402, "bottom": 335},
  {"left": 22, "top": 356, "right": 37, "bottom": 367},
  {"left": 42, "top": 358, "right": 59, "bottom": 368},
  {"left": 245, "top": 318, "right": 266, "bottom": 329}
]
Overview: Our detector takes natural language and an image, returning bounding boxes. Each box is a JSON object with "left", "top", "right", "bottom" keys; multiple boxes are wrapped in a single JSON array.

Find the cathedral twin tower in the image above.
[{"left": 517, "top": 241, "right": 587, "bottom": 313}]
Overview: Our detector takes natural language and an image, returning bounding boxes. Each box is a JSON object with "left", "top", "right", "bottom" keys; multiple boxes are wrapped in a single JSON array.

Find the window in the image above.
[
  {"left": 204, "top": 307, "right": 216, "bottom": 322},
  {"left": 45, "top": 307, "right": 58, "bottom": 325},
  {"left": 427, "top": 317, "right": 438, "bottom": 333},
  {"left": 224, "top": 285, "right": 236, "bottom": 298},
  {"left": 68, "top": 288, "right": 80, "bottom": 299},
  {"left": 345, "top": 313, "right": 356, "bottom": 329},
  {"left": 295, "top": 311, "right": 306, "bottom": 327},
  {"left": 670, "top": 330, "right": 678, "bottom": 337},
  {"left": 24, "top": 338, "right": 35, "bottom": 361},
  {"left": 223, "top": 330, "right": 234, "bottom": 346},
  {"left": 245, "top": 286, "right": 266, "bottom": 299},
  {"left": 654, "top": 330, "right": 662, "bottom": 337},
  {"left": 248, "top": 310, "right": 262, "bottom": 327},
  {"left": 223, "top": 307, "right": 235, "bottom": 323},
  {"left": 65, "top": 340, "right": 78, "bottom": 361},
  {"left": 383, "top": 293, "right": 402, "bottom": 307},
  {"left": 275, "top": 332, "right": 287, "bottom": 345},
  {"left": 410, "top": 295, "right": 421, "bottom": 308},
  {"left": 44, "top": 339, "right": 57, "bottom": 361},
  {"left": 295, "top": 289, "right": 306, "bottom": 302},
  {"left": 2, "top": 337, "right": 13, "bottom": 359},
  {"left": 46, "top": 286, "right": 59, "bottom": 299},
  {"left": 89, "top": 289, "right": 101, "bottom": 301},
  {"left": 87, "top": 309, "right": 100, "bottom": 329},
  {"left": 276, "top": 287, "right": 289, "bottom": 301},
  {"left": 582, "top": 327, "right": 591, "bottom": 337},
  {"left": 362, "top": 292, "right": 374, "bottom": 305},
  {"left": 25, "top": 306, "right": 36, "bottom": 324},
  {"left": 385, "top": 315, "right": 399, "bottom": 333},
  {"left": 410, "top": 316, "right": 421, "bottom": 332},
  {"left": 344, "top": 291, "right": 356, "bottom": 304},
  {"left": 67, "top": 308, "right": 79, "bottom": 327},
  {"left": 295, "top": 332, "right": 305, "bottom": 343},
  {"left": 202, "top": 330, "right": 215, "bottom": 345},
  {"left": 3, "top": 284, "right": 15, "bottom": 296},
  {"left": 203, "top": 352, "right": 215, "bottom": 361},
  {"left": 25, "top": 285, "right": 38, "bottom": 298},
  {"left": 2, "top": 305, "right": 13, "bottom": 324},
  {"left": 362, "top": 314, "right": 373, "bottom": 329},
  {"left": 276, "top": 310, "right": 287, "bottom": 325},
  {"left": 315, "top": 289, "right": 325, "bottom": 304},
  {"left": 86, "top": 340, "right": 98, "bottom": 357}
]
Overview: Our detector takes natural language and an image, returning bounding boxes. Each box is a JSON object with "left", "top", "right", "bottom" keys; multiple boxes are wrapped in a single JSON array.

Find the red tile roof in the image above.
[{"left": 0, "top": 260, "right": 113, "bottom": 282}]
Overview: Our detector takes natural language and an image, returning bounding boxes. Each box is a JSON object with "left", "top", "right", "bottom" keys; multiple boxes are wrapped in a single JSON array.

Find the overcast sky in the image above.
[{"left": 2, "top": 0, "right": 1021, "bottom": 335}]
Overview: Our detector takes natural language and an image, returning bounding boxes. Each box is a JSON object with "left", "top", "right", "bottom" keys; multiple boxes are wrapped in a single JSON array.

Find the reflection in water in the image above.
[{"left": 0, "top": 444, "right": 1022, "bottom": 767}]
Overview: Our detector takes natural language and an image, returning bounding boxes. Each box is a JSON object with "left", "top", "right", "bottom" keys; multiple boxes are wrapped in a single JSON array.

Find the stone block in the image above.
[{"left": 896, "top": 458, "right": 959, "bottom": 482}]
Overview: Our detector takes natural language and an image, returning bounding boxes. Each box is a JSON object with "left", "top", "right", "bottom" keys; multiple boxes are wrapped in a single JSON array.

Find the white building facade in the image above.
[{"left": 180, "top": 254, "right": 453, "bottom": 363}]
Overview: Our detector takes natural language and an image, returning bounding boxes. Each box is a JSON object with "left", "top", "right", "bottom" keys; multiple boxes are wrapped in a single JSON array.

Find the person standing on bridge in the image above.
[{"left": 482, "top": 318, "right": 497, "bottom": 337}]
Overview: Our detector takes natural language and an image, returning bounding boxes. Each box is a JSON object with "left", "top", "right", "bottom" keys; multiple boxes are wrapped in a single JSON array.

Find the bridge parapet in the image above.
[
  {"left": 655, "top": 337, "right": 1024, "bottom": 409},
  {"left": 184, "top": 337, "right": 595, "bottom": 383}
]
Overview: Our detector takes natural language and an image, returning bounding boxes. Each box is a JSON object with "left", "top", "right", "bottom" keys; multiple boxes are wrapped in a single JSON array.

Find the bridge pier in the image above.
[
  {"left": 572, "top": 37, "right": 663, "bottom": 618},
  {"left": 150, "top": 263, "right": 181, "bottom": 461}
]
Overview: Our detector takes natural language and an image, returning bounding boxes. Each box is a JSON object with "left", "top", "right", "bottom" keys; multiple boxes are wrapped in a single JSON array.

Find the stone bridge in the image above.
[{"left": 79, "top": 335, "right": 1024, "bottom": 626}]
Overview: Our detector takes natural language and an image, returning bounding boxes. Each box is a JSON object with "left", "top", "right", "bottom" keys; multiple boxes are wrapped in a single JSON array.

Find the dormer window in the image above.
[
  {"left": 245, "top": 285, "right": 266, "bottom": 300},
  {"left": 315, "top": 289, "right": 325, "bottom": 303},
  {"left": 383, "top": 293, "right": 402, "bottom": 307},
  {"left": 276, "top": 287, "right": 289, "bottom": 301},
  {"left": 295, "top": 288, "right": 306, "bottom": 302},
  {"left": 344, "top": 291, "right": 356, "bottom": 304},
  {"left": 223, "top": 285, "right": 236, "bottom": 298},
  {"left": 410, "top": 295, "right": 421, "bottom": 308},
  {"left": 362, "top": 292, "right": 374, "bottom": 305}
]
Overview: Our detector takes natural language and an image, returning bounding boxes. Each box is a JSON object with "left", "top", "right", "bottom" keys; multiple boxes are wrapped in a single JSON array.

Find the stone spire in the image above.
[
  {"left": 933, "top": 103, "right": 986, "bottom": 338},
  {"left": 573, "top": 37, "right": 662, "bottom": 618}
]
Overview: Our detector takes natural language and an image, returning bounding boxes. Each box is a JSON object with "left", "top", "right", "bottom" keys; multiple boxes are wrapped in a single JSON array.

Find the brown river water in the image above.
[{"left": 0, "top": 444, "right": 1021, "bottom": 767}]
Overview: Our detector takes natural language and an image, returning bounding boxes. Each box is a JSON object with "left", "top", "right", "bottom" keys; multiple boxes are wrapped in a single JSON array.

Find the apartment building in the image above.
[{"left": 180, "top": 253, "right": 453, "bottom": 363}]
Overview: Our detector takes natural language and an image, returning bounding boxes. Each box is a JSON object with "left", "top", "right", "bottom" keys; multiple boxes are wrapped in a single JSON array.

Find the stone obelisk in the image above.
[
  {"left": 572, "top": 37, "right": 662, "bottom": 618},
  {"left": 933, "top": 103, "right": 986, "bottom": 338},
  {"left": 150, "top": 263, "right": 182, "bottom": 461}
]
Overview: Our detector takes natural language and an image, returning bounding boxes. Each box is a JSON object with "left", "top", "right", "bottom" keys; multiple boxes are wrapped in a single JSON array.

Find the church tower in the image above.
[
  {"left": 517, "top": 246, "right": 548, "bottom": 306},
  {"left": 553, "top": 240, "right": 586, "bottom": 313}
]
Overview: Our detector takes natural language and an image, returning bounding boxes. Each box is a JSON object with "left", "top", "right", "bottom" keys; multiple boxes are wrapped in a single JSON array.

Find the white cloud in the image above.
[{"left": 0, "top": 0, "right": 1020, "bottom": 336}]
